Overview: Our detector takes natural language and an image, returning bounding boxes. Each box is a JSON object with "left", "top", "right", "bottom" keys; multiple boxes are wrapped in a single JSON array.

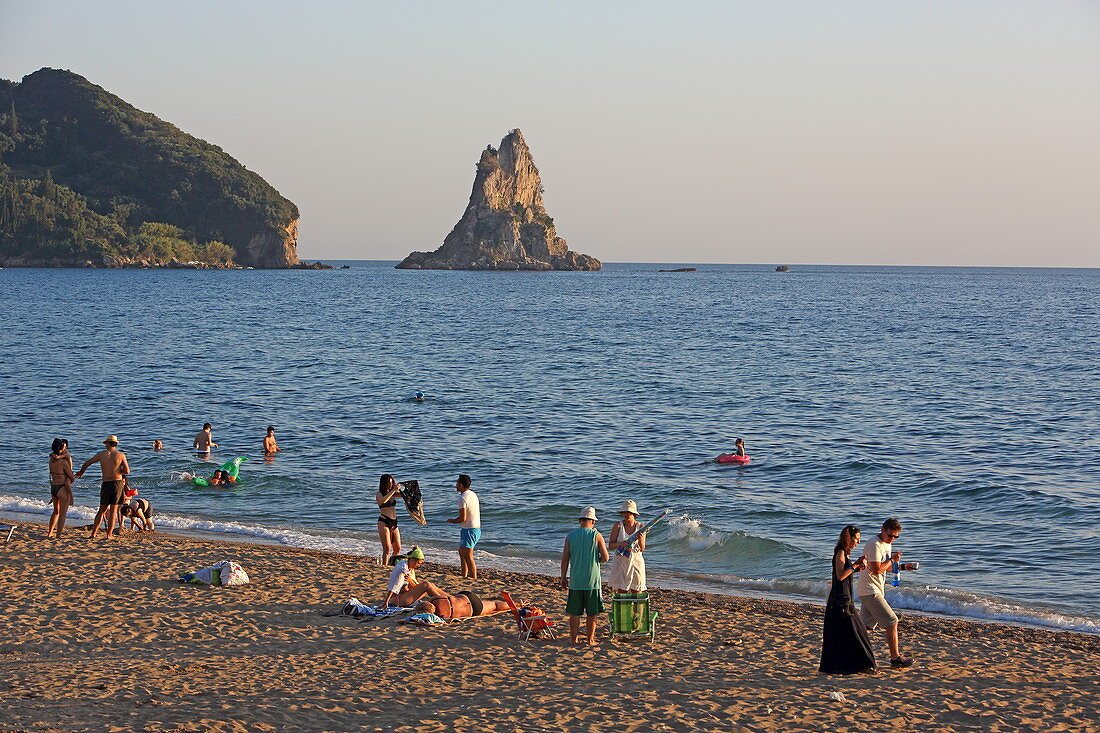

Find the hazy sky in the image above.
[{"left": 2, "top": 1, "right": 1099, "bottom": 266}]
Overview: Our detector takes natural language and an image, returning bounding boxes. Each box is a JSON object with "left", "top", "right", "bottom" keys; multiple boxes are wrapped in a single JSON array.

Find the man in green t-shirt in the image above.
[{"left": 560, "top": 506, "right": 610, "bottom": 645}]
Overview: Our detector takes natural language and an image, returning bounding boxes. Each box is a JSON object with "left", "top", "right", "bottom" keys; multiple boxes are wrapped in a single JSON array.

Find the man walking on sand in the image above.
[
  {"left": 856, "top": 517, "right": 914, "bottom": 668},
  {"left": 75, "top": 436, "right": 131, "bottom": 540},
  {"left": 193, "top": 423, "right": 217, "bottom": 455},
  {"left": 446, "top": 474, "right": 480, "bottom": 579},
  {"left": 560, "top": 506, "right": 610, "bottom": 646}
]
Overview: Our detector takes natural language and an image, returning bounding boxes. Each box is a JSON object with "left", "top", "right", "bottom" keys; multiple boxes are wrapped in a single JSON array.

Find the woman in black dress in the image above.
[{"left": 819, "top": 525, "right": 877, "bottom": 674}]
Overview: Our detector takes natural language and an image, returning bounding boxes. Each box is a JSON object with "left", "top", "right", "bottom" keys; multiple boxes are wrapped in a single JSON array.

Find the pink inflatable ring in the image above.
[{"left": 717, "top": 454, "right": 751, "bottom": 464}]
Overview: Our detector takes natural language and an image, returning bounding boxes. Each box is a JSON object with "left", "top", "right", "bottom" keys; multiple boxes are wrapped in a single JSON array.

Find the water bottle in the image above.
[{"left": 891, "top": 559, "right": 901, "bottom": 587}]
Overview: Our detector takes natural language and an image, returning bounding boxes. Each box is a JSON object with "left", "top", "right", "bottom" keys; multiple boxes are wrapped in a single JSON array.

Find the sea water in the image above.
[{"left": 1, "top": 262, "right": 1097, "bottom": 634}]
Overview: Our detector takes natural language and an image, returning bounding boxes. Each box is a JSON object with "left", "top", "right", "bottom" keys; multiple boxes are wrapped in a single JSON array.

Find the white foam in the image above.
[
  {"left": 666, "top": 513, "right": 729, "bottom": 550},
  {"left": 3, "top": 493, "right": 1096, "bottom": 634},
  {"left": 677, "top": 571, "right": 1100, "bottom": 635}
]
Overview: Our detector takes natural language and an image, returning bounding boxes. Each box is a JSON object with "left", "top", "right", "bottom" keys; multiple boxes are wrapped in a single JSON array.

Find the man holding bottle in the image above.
[{"left": 856, "top": 517, "right": 914, "bottom": 668}]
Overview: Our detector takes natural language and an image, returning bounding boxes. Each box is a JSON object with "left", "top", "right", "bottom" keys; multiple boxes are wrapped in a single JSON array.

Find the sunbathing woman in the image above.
[{"left": 415, "top": 592, "right": 512, "bottom": 619}]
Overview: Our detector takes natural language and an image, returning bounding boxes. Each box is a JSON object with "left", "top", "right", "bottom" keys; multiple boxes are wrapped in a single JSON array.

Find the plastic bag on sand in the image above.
[
  {"left": 178, "top": 560, "right": 250, "bottom": 586},
  {"left": 828, "top": 692, "right": 847, "bottom": 703}
]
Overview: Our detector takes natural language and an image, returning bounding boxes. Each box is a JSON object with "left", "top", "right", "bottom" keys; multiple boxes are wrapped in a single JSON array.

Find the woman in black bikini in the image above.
[
  {"left": 376, "top": 474, "right": 403, "bottom": 566},
  {"left": 48, "top": 438, "right": 75, "bottom": 538}
]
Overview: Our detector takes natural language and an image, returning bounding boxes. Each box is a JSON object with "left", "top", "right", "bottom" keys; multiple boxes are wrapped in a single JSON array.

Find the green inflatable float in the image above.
[{"left": 192, "top": 456, "right": 248, "bottom": 487}]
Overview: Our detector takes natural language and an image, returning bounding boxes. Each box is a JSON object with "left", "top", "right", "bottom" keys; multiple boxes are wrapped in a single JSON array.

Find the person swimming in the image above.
[
  {"left": 208, "top": 469, "right": 235, "bottom": 486},
  {"left": 414, "top": 391, "right": 425, "bottom": 401},
  {"left": 718, "top": 438, "right": 747, "bottom": 459}
]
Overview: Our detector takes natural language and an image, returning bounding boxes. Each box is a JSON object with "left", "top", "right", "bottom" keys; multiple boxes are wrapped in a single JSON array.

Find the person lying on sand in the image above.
[{"left": 414, "top": 591, "right": 512, "bottom": 620}]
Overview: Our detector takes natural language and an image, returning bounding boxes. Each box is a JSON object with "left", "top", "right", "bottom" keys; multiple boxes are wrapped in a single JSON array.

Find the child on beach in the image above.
[{"left": 560, "top": 506, "right": 610, "bottom": 645}]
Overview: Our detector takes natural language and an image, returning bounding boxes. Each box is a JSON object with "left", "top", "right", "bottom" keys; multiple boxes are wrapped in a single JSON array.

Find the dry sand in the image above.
[{"left": 1, "top": 522, "right": 1098, "bottom": 732}]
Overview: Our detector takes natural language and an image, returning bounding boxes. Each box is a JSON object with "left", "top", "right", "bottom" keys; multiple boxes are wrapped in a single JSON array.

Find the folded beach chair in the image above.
[
  {"left": 501, "top": 591, "right": 556, "bottom": 641},
  {"left": 608, "top": 592, "right": 658, "bottom": 641}
]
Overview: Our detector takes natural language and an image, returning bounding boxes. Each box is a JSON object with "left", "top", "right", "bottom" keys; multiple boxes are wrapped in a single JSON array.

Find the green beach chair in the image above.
[{"left": 608, "top": 592, "right": 658, "bottom": 641}]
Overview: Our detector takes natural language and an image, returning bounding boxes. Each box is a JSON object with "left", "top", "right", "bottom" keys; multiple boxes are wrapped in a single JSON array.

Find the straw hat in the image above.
[
  {"left": 578, "top": 506, "right": 598, "bottom": 521},
  {"left": 103, "top": 435, "right": 120, "bottom": 445}
]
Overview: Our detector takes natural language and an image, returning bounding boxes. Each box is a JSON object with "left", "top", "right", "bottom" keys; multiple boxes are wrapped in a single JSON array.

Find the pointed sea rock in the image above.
[{"left": 396, "top": 129, "right": 600, "bottom": 271}]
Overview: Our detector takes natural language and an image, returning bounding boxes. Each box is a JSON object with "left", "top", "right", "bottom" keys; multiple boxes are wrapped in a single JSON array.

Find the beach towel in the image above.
[
  {"left": 339, "top": 598, "right": 410, "bottom": 619},
  {"left": 400, "top": 612, "right": 447, "bottom": 626}
]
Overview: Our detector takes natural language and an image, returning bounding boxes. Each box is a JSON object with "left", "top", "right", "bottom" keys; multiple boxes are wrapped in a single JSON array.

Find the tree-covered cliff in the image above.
[{"left": 0, "top": 68, "right": 300, "bottom": 267}]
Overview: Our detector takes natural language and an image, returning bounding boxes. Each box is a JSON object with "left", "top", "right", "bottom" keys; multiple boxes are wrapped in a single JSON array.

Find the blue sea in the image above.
[{"left": 1, "top": 262, "right": 1098, "bottom": 633}]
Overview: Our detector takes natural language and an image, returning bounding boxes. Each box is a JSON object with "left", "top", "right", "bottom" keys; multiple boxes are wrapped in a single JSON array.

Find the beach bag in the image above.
[
  {"left": 519, "top": 606, "right": 551, "bottom": 633},
  {"left": 217, "top": 560, "right": 250, "bottom": 586},
  {"left": 178, "top": 560, "right": 250, "bottom": 586}
]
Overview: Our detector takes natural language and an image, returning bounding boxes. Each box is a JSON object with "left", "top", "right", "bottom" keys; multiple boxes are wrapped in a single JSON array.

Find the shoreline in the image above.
[
  {"left": 2, "top": 522, "right": 1098, "bottom": 731},
  {"left": 4, "top": 505, "right": 1097, "bottom": 638}
]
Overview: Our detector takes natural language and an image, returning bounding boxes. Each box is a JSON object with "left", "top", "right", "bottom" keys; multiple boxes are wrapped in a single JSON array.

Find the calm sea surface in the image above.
[{"left": 1, "top": 262, "right": 1097, "bottom": 632}]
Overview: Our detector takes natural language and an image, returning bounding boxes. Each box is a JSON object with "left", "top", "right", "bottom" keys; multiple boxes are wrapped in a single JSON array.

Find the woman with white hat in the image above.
[{"left": 608, "top": 500, "right": 648, "bottom": 593}]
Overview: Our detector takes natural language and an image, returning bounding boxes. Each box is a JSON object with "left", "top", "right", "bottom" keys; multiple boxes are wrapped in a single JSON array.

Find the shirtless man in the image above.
[
  {"left": 414, "top": 592, "right": 512, "bottom": 619},
  {"left": 263, "top": 426, "right": 279, "bottom": 455},
  {"left": 193, "top": 423, "right": 217, "bottom": 455},
  {"left": 75, "top": 436, "right": 131, "bottom": 540}
]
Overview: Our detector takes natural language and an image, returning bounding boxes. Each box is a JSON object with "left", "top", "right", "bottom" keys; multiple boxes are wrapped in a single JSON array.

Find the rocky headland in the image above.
[
  {"left": 0, "top": 68, "right": 303, "bottom": 268},
  {"left": 396, "top": 129, "right": 600, "bottom": 271}
]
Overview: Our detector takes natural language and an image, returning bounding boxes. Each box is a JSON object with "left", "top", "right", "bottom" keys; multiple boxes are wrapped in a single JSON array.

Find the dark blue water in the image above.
[{"left": 2, "top": 262, "right": 1097, "bottom": 632}]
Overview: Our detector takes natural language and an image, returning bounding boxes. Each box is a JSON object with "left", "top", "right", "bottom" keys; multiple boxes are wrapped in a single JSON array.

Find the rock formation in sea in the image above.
[
  {"left": 0, "top": 68, "right": 302, "bottom": 268},
  {"left": 396, "top": 129, "right": 600, "bottom": 271}
]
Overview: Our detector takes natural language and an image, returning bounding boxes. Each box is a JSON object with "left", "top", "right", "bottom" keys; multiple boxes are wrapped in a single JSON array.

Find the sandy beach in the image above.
[{"left": 1, "top": 522, "right": 1097, "bottom": 733}]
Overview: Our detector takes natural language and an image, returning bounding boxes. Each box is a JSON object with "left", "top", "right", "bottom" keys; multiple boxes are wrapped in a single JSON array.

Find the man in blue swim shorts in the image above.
[{"left": 447, "top": 473, "right": 481, "bottom": 579}]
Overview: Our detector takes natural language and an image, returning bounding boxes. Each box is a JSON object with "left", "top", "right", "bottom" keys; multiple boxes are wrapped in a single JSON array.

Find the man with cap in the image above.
[
  {"left": 560, "top": 506, "right": 610, "bottom": 645},
  {"left": 381, "top": 547, "right": 448, "bottom": 608},
  {"left": 76, "top": 435, "right": 131, "bottom": 540}
]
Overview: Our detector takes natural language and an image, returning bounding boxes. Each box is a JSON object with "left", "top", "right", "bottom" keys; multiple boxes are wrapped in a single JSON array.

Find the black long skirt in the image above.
[{"left": 819, "top": 599, "right": 876, "bottom": 674}]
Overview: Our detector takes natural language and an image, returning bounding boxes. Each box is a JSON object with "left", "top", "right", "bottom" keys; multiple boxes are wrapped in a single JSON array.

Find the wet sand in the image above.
[{"left": 1, "top": 523, "right": 1097, "bottom": 732}]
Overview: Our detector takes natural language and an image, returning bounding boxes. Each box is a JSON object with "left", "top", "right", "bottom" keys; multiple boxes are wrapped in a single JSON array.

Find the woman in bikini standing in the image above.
[
  {"left": 376, "top": 474, "right": 403, "bottom": 566},
  {"left": 48, "top": 438, "right": 75, "bottom": 538}
]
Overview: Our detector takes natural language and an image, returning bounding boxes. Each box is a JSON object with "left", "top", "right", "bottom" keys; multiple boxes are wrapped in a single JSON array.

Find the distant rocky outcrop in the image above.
[
  {"left": 0, "top": 68, "right": 301, "bottom": 268},
  {"left": 396, "top": 129, "right": 600, "bottom": 271}
]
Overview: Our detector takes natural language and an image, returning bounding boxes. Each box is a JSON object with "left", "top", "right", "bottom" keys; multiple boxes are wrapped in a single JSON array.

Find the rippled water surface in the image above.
[{"left": 2, "top": 262, "right": 1097, "bottom": 631}]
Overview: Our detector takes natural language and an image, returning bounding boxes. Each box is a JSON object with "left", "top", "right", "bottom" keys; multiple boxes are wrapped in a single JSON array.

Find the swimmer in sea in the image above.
[
  {"left": 193, "top": 423, "right": 217, "bottom": 456},
  {"left": 152, "top": 440, "right": 163, "bottom": 451},
  {"left": 718, "top": 438, "right": 747, "bottom": 460},
  {"left": 414, "top": 391, "right": 425, "bottom": 401},
  {"left": 207, "top": 469, "right": 235, "bottom": 486},
  {"left": 263, "top": 425, "right": 279, "bottom": 455}
]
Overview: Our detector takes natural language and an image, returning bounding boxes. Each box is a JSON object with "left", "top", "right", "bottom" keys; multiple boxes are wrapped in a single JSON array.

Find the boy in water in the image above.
[
  {"left": 263, "top": 426, "right": 279, "bottom": 455},
  {"left": 560, "top": 506, "right": 610, "bottom": 645}
]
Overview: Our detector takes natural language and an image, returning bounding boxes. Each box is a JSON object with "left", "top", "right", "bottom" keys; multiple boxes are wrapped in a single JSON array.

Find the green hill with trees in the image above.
[{"left": 0, "top": 68, "right": 304, "bottom": 268}]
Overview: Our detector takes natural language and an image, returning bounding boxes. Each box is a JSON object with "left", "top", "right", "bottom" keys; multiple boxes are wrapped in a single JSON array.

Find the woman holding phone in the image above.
[{"left": 819, "top": 524, "right": 876, "bottom": 675}]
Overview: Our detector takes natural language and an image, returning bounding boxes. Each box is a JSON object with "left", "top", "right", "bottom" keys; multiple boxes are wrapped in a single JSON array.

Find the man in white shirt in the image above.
[
  {"left": 446, "top": 474, "right": 481, "bottom": 580},
  {"left": 381, "top": 547, "right": 446, "bottom": 607},
  {"left": 856, "top": 517, "right": 914, "bottom": 668}
]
